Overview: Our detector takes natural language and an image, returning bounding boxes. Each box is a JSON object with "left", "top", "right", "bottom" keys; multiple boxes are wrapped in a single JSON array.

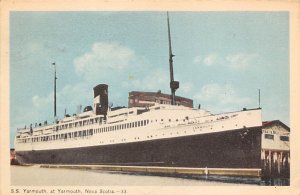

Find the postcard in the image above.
[{"left": 1, "top": 0, "right": 300, "bottom": 194}]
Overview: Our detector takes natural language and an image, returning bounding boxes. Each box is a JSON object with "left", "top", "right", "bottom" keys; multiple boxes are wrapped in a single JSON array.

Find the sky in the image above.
[{"left": 10, "top": 11, "right": 289, "bottom": 147}]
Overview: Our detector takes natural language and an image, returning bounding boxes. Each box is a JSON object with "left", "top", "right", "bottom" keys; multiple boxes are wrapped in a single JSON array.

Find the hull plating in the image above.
[{"left": 16, "top": 127, "right": 262, "bottom": 168}]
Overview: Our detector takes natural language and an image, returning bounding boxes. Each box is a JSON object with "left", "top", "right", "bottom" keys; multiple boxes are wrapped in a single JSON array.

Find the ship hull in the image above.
[{"left": 16, "top": 127, "right": 262, "bottom": 168}]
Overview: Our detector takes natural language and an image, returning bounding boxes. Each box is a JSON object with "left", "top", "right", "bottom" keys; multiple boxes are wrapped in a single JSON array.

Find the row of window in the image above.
[
  {"left": 94, "top": 120, "right": 149, "bottom": 134},
  {"left": 18, "top": 129, "right": 94, "bottom": 143},
  {"left": 18, "top": 120, "right": 150, "bottom": 143},
  {"left": 264, "top": 134, "right": 289, "bottom": 141},
  {"left": 55, "top": 117, "right": 105, "bottom": 131}
]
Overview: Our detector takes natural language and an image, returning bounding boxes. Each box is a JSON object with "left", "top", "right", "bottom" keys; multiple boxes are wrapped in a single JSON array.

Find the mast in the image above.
[
  {"left": 52, "top": 62, "right": 57, "bottom": 118},
  {"left": 167, "top": 12, "right": 179, "bottom": 105}
]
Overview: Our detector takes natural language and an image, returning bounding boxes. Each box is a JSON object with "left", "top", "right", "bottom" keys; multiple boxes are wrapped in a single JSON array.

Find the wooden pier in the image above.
[{"left": 40, "top": 164, "right": 261, "bottom": 177}]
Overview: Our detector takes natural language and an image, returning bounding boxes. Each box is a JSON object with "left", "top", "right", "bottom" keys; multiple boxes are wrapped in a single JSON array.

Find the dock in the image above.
[{"left": 39, "top": 164, "right": 261, "bottom": 177}]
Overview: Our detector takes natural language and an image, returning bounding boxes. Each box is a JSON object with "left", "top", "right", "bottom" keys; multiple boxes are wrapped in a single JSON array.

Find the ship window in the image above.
[
  {"left": 161, "top": 119, "right": 163, "bottom": 122},
  {"left": 265, "top": 134, "right": 274, "bottom": 140},
  {"left": 169, "top": 119, "right": 171, "bottom": 122},
  {"left": 280, "top": 136, "right": 289, "bottom": 141},
  {"left": 135, "top": 122, "right": 137, "bottom": 127},
  {"left": 138, "top": 121, "right": 140, "bottom": 127}
]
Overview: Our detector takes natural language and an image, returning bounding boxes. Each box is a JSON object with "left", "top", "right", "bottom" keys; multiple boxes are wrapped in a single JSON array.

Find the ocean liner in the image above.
[{"left": 14, "top": 13, "right": 262, "bottom": 168}]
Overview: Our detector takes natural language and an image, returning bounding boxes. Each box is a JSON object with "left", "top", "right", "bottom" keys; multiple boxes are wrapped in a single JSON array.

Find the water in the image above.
[{"left": 10, "top": 165, "right": 289, "bottom": 186}]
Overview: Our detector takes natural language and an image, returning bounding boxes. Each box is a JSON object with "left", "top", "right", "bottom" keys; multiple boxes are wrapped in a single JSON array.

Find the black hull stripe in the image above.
[{"left": 16, "top": 127, "right": 262, "bottom": 168}]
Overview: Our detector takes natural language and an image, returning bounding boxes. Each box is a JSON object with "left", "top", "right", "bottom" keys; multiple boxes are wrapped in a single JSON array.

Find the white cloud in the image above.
[
  {"left": 124, "top": 69, "right": 169, "bottom": 92},
  {"left": 28, "top": 42, "right": 160, "bottom": 119},
  {"left": 193, "top": 52, "right": 258, "bottom": 71},
  {"left": 193, "top": 53, "right": 219, "bottom": 66},
  {"left": 74, "top": 42, "right": 136, "bottom": 79},
  {"left": 31, "top": 82, "right": 92, "bottom": 117},
  {"left": 225, "top": 53, "right": 258, "bottom": 70},
  {"left": 194, "top": 83, "right": 253, "bottom": 112},
  {"left": 193, "top": 55, "right": 202, "bottom": 65},
  {"left": 180, "top": 82, "right": 194, "bottom": 94},
  {"left": 203, "top": 53, "right": 219, "bottom": 66},
  {"left": 32, "top": 93, "right": 52, "bottom": 108}
]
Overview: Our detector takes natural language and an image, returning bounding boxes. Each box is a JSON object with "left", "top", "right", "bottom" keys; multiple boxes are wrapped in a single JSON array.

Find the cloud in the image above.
[
  {"left": 74, "top": 42, "right": 136, "bottom": 80},
  {"left": 193, "top": 52, "right": 258, "bottom": 70},
  {"left": 193, "top": 55, "right": 202, "bottom": 65},
  {"left": 225, "top": 53, "right": 258, "bottom": 70},
  {"left": 32, "top": 93, "right": 52, "bottom": 108},
  {"left": 28, "top": 42, "right": 162, "bottom": 119},
  {"left": 203, "top": 53, "right": 219, "bottom": 66},
  {"left": 194, "top": 83, "right": 253, "bottom": 112},
  {"left": 123, "top": 69, "right": 169, "bottom": 92},
  {"left": 180, "top": 82, "right": 194, "bottom": 94}
]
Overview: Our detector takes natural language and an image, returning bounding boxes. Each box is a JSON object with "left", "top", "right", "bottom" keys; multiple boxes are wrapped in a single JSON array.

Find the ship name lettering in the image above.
[{"left": 23, "top": 189, "right": 47, "bottom": 193}]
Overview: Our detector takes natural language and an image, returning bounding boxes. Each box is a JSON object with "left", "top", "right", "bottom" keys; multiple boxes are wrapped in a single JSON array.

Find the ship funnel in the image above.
[{"left": 93, "top": 84, "right": 108, "bottom": 116}]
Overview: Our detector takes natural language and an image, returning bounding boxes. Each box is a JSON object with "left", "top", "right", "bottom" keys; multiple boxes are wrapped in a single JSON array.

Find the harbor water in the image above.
[{"left": 10, "top": 165, "right": 289, "bottom": 186}]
